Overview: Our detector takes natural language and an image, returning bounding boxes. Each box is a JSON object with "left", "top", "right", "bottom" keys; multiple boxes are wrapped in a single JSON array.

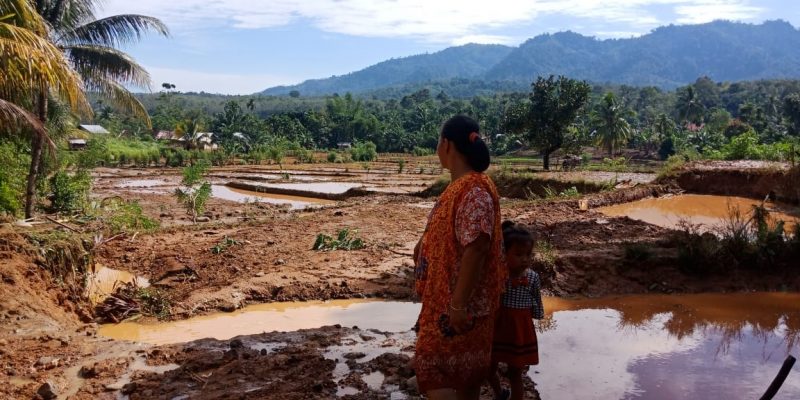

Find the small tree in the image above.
[
  {"left": 504, "top": 76, "right": 590, "bottom": 170},
  {"left": 268, "top": 145, "right": 285, "bottom": 170},
  {"left": 174, "top": 162, "right": 212, "bottom": 223}
]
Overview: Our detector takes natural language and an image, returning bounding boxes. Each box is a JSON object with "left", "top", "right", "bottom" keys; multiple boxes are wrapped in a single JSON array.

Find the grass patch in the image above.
[{"left": 211, "top": 236, "right": 241, "bottom": 254}]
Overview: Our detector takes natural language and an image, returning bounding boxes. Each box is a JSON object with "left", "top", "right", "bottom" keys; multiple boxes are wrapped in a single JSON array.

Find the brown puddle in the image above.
[
  {"left": 85, "top": 265, "right": 149, "bottom": 303},
  {"left": 211, "top": 185, "right": 334, "bottom": 209},
  {"left": 98, "top": 299, "right": 419, "bottom": 345},
  {"left": 598, "top": 194, "right": 799, "bottom": 232}
]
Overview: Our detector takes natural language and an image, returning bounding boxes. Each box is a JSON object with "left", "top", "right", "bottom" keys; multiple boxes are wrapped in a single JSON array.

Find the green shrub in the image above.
[
  {"left": 412, "top": 146, "right": 434, "bottom": 157},
  {"left": 174, "top": 162, "right": 213, "bottom": 223},
  {"left": 48, "top": 170, "right": 91, "bottom": 213},
  {"left": 327, "top": 151, "right": 338, "bottom": 163},
  {"left": 313, "top": 228, "right": 366, "bottom": 251},
  {"left": 104, "top": 200, "right": 159, "bottom": 234},
  {"left": 294, "top": 147, "right": 314, "bottom": 163},
  {"left": 398, "top": 159, "right": 406, "bottom": 173},
  {"left": 0, "top": 141, "right": 29, "bottom": 216},
  {"left": 351, "top": 141, "right": 377, "bottom": 162}
]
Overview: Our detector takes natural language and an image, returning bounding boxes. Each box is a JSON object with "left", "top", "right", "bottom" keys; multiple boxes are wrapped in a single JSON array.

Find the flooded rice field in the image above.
[
  {"left": 211, "top": 185, "right": 334, "bottom": 208},
  {"left": 98, "top": 293, "right": 800, "bottom": 399},
  {"left": 598, "top": 194, "right": 800, "bottom": 232}
]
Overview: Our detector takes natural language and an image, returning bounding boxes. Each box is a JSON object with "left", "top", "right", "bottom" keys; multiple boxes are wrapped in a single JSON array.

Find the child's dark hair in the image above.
[
  {"left": 502, "top": 220, "right": 534, "bottom": 250},
  {"left": 441, "top": 115, "right": 491, "bottom": 172}
]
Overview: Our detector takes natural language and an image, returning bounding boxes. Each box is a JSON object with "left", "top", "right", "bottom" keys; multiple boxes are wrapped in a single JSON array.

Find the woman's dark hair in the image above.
[
  {"left": 502, "top": 220, "right": 534, "bottom": 250},
  {"left": 441, "top": 115, "right": 491, "bottom": 172}
]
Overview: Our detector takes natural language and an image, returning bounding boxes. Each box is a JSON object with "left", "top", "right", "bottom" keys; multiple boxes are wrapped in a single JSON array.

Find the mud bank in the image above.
[
  {"left": 226, "top": 181, "right": 374, "bottom": 201},
  {"left": 665, "top": 161, "right": 800, "bottom": 204}
]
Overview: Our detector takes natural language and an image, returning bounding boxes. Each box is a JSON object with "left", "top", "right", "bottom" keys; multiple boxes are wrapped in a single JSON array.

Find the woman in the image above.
[{"left": 413, "top": 115, "right": 506, "bottom": 400}]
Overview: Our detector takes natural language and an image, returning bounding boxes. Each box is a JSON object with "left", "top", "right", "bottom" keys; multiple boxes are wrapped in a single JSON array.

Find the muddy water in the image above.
[
  {"left": 98, "top": 293, "right": 800, "bottom": 399},
  {"left": 85, "top": 265, "right": 149, "bottom": 303},
  {"left": 99, "top": 300, "right": 419, "bottom": 345},
  {"left": 211, "top": 185, "right": 334, "bottom": 209},
  {"left": 261, "top": 182, "right": 365, "bottom": 194},
  {"left": 598, "top": 194, "right": 799, "bottom": 232}
]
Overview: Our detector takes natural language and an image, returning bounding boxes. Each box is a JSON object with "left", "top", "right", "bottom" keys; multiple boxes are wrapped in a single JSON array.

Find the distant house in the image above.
[
  {"left": 154, "top": 130, "right": 182, "bottom": 141},
  {"left": 337, "top": 142, "right": 352, "bottom": 150},
  {"left": 68, "top": 139, "right": 87, "bottom": 151},
  {"left": 78, "top": 124, "right": 110, "bottom": 135}
]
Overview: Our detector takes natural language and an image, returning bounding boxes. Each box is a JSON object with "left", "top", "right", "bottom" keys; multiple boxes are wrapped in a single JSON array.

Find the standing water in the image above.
[
  {"left": 598, "top": 194, "right": 799, "bottom": 232},
  {"left": 98, "top": 293, "right": 800, "bottom": 399}
]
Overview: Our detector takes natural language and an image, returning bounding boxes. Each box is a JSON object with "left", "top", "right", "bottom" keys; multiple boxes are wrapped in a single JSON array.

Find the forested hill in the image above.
[
  {"left": 262, "top": 44, "right": 513, "bottom": 96},
  {"left": 262, "top": 20, "right": 800, "bottom": 96}
]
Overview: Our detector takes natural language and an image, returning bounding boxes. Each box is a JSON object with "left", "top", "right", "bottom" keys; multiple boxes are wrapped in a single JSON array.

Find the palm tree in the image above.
[
  {"left": 653, "top": 113, "right": 676, "bottom": 142},
  {"left": 591, "top": 93, "right": 633, "bottom": 157},
  {"left": 1, "top": 0, "right": 91, "bottom": 217},
  {"left": 676, "top": 86, "right": 705, "bottom": 124},
  {"left": 34, "top": 0, "right": 169, "bottom": 122}
]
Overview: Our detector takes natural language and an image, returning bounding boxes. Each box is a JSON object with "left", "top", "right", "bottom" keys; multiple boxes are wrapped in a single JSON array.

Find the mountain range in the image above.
[{"left": 262, "top": 20, "right": 800, "bottom": 96}]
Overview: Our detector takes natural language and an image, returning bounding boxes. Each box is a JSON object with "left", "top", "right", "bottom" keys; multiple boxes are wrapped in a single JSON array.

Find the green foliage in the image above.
[
  {"left": 412, "top": 146, "right": 434, "bottom": 157},
  {"left": 211, "top": 236, "right": 241, "bottom": 254},
  {"left": 534, "top": 240, "right": 557, "bottom": 269},
  {"left": 136, "top": 287, "right": 172, "bottom": 320},
  {"left": 48, "top": 171, "right": 91, "bottom": 213},
  {"left": 591, "top": 92, "right": 634, "bottom": 156},
  {"left": 350, "top": 141, "right": 378, "bottom": 162},
  {"left": 721, "top": 130, "right": 760, "bottom": 160},
  {"left": 327, "top": 151, "right": 338, "bottom": 163},
  {"left": 0, "top": 141, "right": 29, "bottom": 216},
  {"left": 103, "top": 200, "right": 159, "bottom": 234},
  {"left": 504, "top": 75, "right": 591, "bottom": 170},
  {"left": 174, "top": 162, "right": 213, "bottom": 223},
  {"left": 313, "top": 228, "right": 366, "bottom": 251},
  {"left": 672, "top": 204, "right": 798, "bottom": 273},
  {"left": 398, "top": 159, "right": 406, "bottom": 173}
]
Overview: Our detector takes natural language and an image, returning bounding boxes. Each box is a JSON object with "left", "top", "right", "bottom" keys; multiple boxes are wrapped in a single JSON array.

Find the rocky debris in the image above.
[
  {"left": 343, "top": 352, "right": 366, "bottom": 360},
  {"left": 37, "top": 381, "right": 57, "bottom": 400},
  {"left": 35, "top": 356, "right": 59, "bottom": 369}
]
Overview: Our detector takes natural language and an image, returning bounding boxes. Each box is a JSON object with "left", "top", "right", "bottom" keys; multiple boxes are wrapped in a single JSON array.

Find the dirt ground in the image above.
[{"left": 2, "top": 160, "right": 799, "bottom": 399}]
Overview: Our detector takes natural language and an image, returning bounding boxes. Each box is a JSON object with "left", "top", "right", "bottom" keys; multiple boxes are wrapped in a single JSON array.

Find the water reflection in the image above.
[
  {"left": 535, "top": 293, "right": 800, "bottom": 399},
  {"left": 97, "top": 293, "right": 800, "bottom": 399}
]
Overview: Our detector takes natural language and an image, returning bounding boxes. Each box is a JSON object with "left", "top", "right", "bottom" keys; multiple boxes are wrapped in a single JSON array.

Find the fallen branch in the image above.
[{"left": 45, "top": 216, "right": 82, "bottom": 233}]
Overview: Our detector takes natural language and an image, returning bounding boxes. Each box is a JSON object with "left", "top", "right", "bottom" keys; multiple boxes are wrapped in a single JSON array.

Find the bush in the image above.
[
  {"left": 351, "top": 141, "right": 378, "bottom": 162},
  {"left": 103, "top": 199, "right": 159, "bottom": 234},
  {"left": 412, "top": 146, "right": 434, "bottom": 157},
  {"left": 0, "top": 141, "right": 29, "bottom": 216},
  {"left": 327, "top": 151, "right": 338, "bottom": 163},
  {"left": 313, "top": 228, "right": 366, "bottom": 251},
  {"left": 48, "top": 170, "right": 91, "bottom": 213},
  {"left": 294, "top": 147, "right": 314, "bottom": 163}
]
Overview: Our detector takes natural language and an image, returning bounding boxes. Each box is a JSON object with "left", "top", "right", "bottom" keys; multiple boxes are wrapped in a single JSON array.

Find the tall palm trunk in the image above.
[{"left": 25, "top": 85, "right": 47, "bottom": 218}]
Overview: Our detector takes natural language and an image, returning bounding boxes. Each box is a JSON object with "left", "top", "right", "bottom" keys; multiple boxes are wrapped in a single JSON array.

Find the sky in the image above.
[{"left": 98, "top": 0, "right": 800, "bottom": 95}]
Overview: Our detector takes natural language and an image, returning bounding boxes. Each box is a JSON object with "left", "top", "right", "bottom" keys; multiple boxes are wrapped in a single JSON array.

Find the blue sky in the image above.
[{"left": 100, "top": 0, "right": 800, "bottom": 95}]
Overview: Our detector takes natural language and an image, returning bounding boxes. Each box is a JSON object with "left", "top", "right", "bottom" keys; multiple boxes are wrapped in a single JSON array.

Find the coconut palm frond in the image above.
[
  {"left": 1, "top": 0, "right": 49, "bottom": 34},
  {"left": 60, "top": 14, "right": 169, "bottom": 47},
  {"left": 84, "top": 74, "right": 151, "bottom": 127},
  {"left": 0, "top": 98, "right": 57, "bottom": 156},
  {"left": 67, "top": 44, "right": 151, "bottom": 88},
  {"left": 34, "top": 0, "right": 96, "bottom": 32},
  {"left": 0, "top": 21, "right": 91, "bottom": 117}
]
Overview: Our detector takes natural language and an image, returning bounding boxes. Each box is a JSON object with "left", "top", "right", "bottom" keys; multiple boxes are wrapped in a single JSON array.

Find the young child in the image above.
[{"left": 488, "top": 221, "right": 544, "bottom": 400}]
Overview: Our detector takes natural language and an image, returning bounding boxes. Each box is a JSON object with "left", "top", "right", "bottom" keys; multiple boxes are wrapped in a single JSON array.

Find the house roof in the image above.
[
  {"left": 68, "top": 139, "right": 87, "bottom": 145},
  {"left": 78, "top": 124, "right": 110, "bottom": 134}
]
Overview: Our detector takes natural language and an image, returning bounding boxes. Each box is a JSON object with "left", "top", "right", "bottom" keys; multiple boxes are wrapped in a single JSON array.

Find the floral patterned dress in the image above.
[{"left": 414, "top": 172, "right": 506, "bottom": 392}]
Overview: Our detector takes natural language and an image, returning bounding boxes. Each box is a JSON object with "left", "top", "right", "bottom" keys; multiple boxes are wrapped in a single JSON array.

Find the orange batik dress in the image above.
[{"left": 414, "top": 172, "right": 506, "bottom": 392}]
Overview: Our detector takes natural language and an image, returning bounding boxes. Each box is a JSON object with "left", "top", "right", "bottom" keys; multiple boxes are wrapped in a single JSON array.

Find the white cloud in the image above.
[
  {"left": 142, "top": 66, "right": 299, "bottom": 94},
  {"left": 674, "top": 1, "right": 763, "bottom": 24},
  {"left": 100, "top": 0, "right": 766, "bottom": 43}
]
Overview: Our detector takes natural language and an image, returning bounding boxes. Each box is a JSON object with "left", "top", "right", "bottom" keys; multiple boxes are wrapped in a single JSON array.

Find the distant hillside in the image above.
[
  {"left": 263, "top": 44, "right": 513, "bottom": 96},
  {"left": 262, "top": 20, "right": 800, "bottom": 95}
]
